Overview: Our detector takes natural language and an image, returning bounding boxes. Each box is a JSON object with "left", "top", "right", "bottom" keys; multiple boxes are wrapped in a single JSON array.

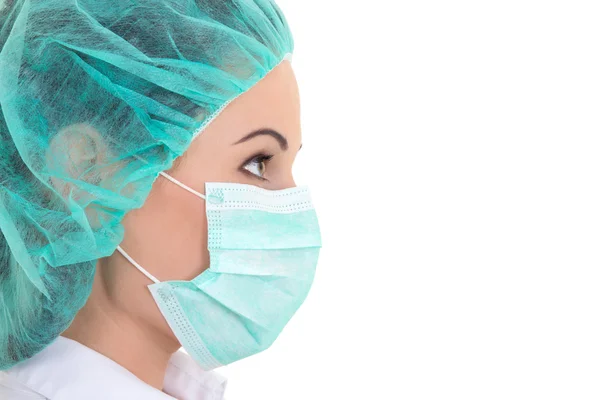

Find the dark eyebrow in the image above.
[{"left": 234, "top": 128, "right": 289, "bottom": 150}]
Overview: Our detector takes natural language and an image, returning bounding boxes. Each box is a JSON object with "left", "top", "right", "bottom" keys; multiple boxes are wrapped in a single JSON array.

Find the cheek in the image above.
[
  {"left": 143, "top": 197, "right": 210, "bottom": 344},
  {"left": 115, "top": 188, "right": 211, "bottom": 348},
  {"left": 122, "top": 187, "right": 211, "bottom": 282},
  {"left": 158, "top": 195, "right": 210, "bottom": 281}
]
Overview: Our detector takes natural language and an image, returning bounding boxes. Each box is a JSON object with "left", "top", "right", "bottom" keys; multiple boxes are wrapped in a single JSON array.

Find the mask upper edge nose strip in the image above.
[{"left": 204, "top": 182, "right": 313, "bottom": 209}]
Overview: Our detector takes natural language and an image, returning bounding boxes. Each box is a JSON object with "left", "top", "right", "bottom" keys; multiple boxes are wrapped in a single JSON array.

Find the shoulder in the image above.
[{"left": 0, "top": 371, "right": 48, "bottom": 400}]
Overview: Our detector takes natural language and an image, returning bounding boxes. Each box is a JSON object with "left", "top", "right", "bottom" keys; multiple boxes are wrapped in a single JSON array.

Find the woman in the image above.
[{"left": 0, "top": 0, "right": 322, "bottom": 398}]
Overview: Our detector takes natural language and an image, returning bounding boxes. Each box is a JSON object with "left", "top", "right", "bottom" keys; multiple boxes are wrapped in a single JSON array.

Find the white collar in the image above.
[{"left": 4, "top": 336, "right": 227, "bottom": 400}]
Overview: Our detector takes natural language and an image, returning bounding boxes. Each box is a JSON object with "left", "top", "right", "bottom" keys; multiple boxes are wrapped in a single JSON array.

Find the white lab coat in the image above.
[{"left": 0, "top": 336, "right": 227, "bottom": 400}]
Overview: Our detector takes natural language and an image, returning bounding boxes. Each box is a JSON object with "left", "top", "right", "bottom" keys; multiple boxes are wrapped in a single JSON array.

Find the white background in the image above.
[{"left": 218, "top": 1, "right": 600, "bottom": 399}]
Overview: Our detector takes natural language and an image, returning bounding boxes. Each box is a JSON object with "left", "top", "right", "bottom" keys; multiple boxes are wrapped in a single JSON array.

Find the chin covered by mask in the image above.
[{"left": 117, "top": 174, "right": 322, "bottom": 369}]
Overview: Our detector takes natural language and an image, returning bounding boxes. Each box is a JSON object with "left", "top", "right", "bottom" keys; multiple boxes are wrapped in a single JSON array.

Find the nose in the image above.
[{"left": 280, "top": 174, "right": 296, "bottom": 190}]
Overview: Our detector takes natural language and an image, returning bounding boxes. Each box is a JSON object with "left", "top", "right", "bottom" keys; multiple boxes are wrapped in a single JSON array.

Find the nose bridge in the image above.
[
  {"left": 280, "top": 173, "right": 296, "bottom": 190},
  {"left": 288, "top": 174, "right": 297, "bottom": 188}
]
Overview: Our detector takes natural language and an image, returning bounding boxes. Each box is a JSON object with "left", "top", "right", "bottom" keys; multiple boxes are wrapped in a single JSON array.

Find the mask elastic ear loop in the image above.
[
  {"left": 116, "top": 245, "right": 161, "bottom": 284},
  {"left": 159, "top": 171, "right": 206, "bottom": 200}
]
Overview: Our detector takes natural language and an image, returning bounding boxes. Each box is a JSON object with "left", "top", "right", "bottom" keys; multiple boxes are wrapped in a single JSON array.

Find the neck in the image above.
[{"left": 61, "top": 261, "right": 180, "bottom": 391}]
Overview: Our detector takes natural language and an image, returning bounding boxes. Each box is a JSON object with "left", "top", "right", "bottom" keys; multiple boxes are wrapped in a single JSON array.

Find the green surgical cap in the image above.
[{"left": 0, "top": 0, "right": 293, "bottom": 368}]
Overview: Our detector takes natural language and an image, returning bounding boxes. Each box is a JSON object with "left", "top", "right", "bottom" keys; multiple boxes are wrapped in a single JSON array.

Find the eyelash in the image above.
[{"left": 240, "top": 153, "right": 273, "bottom": 181}]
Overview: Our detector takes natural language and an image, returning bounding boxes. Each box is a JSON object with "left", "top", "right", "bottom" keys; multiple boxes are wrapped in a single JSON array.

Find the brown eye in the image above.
[
  {"left": 242, "top": 154, "right": 272, "bottom": 180},
  {"left": 258, "top": 160, "right": 266, "bottom": 176}
]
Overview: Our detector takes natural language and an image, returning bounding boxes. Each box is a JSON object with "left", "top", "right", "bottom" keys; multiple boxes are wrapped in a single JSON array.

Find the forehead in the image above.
[{"left": 195, "top": 61, "right": 301, "bottom": 145}]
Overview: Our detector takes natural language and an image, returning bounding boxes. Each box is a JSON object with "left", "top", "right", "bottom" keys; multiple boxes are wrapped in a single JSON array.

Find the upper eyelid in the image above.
[{"left": 242, "top": 153, "right": 273, "bottom": 165}]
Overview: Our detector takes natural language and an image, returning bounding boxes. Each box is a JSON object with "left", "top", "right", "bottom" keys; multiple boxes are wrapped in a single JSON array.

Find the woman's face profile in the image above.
[{"left": 63, "top": 59, "right": 302, "bottom": 351}]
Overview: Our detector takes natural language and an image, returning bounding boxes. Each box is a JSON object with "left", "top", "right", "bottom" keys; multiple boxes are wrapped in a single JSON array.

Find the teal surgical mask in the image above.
[{"left": 116, "top": 172, "right": 322, "bottom": 370}]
